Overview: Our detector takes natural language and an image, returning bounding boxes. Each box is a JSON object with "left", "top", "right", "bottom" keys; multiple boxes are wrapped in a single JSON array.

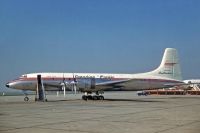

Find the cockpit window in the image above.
[{"left": 20, "top": 74, "right": 27, "bottom": 78}]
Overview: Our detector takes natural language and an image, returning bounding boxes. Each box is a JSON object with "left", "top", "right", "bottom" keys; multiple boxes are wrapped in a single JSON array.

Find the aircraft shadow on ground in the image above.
[
  {"left": 104, "top": 98, "right": 165, "bottom": 103},
  {"left": 46, "top": 98, "right": 165, "bottom": 103}
]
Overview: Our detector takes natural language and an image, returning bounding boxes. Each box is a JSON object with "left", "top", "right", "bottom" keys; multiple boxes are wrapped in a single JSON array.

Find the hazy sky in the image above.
[{"left": 0, "top": 0, "right": 200, "bottom": 92}]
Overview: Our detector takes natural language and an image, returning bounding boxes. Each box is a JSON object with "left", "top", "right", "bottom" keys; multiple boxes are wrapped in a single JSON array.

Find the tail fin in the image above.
[{"left": 149, "top": 48, "right": 182, "bottom": 80}]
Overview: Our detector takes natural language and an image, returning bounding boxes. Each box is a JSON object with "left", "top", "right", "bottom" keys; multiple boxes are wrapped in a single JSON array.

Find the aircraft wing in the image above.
[
  {"left": 95, "top": 79, "right": 186, "bottom": 91},
  {"left": 164, "top": 82, "right": 188, "bottom": 88},
  {"left": 41, "top": 79, "right": 131, "bottom": 91},
  {"left": 95, "top": 79, "right": 131, "bottom": 89},
  {"left": 42, "top": 83, "right": 64, "bottom": 91},
  {"left": 44, "top": 83, "right": 61, "bottom": 88},
  {"left": 41, "top": 79, "right": 186, "bottom": 91}
]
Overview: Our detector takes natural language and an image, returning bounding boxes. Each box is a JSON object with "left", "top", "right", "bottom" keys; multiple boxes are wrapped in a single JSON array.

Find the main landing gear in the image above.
[{"left": 82, "top": 92, "right": 104, "bottom": 101}]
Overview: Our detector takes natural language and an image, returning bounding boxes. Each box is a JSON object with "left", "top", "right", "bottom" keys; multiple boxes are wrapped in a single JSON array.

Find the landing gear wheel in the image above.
[
  {"left": 82, "top": 95, "right": 88, "bottom": 101},
  {"left": 24, "top": 96, "right": 29, "bottom": 101},
  {"left": 99, "top": 96, "right": 104, "bottom": 100},
  {"left": 93, "top": 96, "right": 98, "bottom": 100},
  {"left": 82, "top": 91, "right": 104, "bottom": 101}
]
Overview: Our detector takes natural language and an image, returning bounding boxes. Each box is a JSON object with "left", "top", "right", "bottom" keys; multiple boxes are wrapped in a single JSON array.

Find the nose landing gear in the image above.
[
  {"left": 23, "top": 91, "right": 29, "bottom": 102},
  {"left": 24, "top": 96, "right": 29, "bottom": 101}
]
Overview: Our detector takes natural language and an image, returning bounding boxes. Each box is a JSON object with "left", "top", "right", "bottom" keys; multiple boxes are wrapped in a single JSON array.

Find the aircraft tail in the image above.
[{"left": 149, "top": 48, "right": 182, "bottom": 80}]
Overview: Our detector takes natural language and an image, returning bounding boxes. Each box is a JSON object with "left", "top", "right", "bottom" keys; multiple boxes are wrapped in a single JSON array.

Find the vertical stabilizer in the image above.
[{"left": 149, "top": 48, "right": 182, "bottom": 80}]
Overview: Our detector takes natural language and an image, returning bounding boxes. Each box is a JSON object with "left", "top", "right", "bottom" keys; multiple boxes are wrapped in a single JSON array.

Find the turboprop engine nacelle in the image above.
[{"left": 77, "top": 78, "right": 96, "bottom": 91}]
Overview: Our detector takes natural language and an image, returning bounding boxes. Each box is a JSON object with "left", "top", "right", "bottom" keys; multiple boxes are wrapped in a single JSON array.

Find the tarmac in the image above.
[{"left": 0, "top": 91, "right": 200, "bottom": 133}]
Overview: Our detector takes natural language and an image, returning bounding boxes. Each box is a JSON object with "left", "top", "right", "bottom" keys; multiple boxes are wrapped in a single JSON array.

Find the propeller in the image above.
[
  {"left": 61, "top": 82, "right": 66, "bottom": 97},
  {"left": 71, "top": 74, "right": 78, "bottom": 94},
  {"left": 61, "top": 74, "right": 69, "bottom": 97},
  {"left": 61, "top": 74, "right": 78, "bottom": 95}
]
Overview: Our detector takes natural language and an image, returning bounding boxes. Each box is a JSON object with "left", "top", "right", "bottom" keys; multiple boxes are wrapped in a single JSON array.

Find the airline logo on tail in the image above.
[
  {"left": 164, "top": 62, "right": 177, "bottom": 66},
  {"left": 159, "top": 61, "right": 177, "bottom": 75}
]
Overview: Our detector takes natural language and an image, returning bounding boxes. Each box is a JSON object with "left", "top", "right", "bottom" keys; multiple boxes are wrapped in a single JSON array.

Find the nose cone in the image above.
[{"left": 6, "top": 83, "right": 10, "bottom": 88}]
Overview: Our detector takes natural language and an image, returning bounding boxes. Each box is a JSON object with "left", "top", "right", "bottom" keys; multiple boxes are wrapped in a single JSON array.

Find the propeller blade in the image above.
[
  {"left": 71, "top": 74, "right": 77, "bottom": 94},
  {"left": 74, "top": 84, "right": 77, "bottom": 94},
  {"left": 61, "top": 74, "right": 66, "bottom": 97}
]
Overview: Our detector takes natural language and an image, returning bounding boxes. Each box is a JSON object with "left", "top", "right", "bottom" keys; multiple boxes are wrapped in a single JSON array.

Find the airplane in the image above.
[
  {"left": 184, "top": 79, "right": 200, "bottom": 84},
  {"left": 6, "top": 48, "right": 184, "bottom": 101}
]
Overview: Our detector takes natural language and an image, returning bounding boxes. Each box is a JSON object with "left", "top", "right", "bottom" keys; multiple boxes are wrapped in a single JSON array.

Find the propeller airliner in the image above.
[{"left": 6, "top": 48, "right": 184, "bottom": 101}]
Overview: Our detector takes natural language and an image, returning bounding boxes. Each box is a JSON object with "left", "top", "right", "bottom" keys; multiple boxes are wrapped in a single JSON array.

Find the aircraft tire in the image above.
[
  {"left": 82, "top": 95, "right": 88, "bottom": 101},
  {"left": 93, "top": 96, "right": 98, "bottom": 100},
  {"left": 88, "top": 95, "right": 93, "bottom": 100},
  {"left": 24, "top": 97, "right": 29, "bottom": 101},
  {"left": 99, "top": 96, "right": 104, "bottom": 100}
]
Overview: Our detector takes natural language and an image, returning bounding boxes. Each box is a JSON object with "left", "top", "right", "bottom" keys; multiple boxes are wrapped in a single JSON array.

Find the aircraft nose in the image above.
[{"left": 6, "top": 83, "right": 10, "bottom": 88}]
